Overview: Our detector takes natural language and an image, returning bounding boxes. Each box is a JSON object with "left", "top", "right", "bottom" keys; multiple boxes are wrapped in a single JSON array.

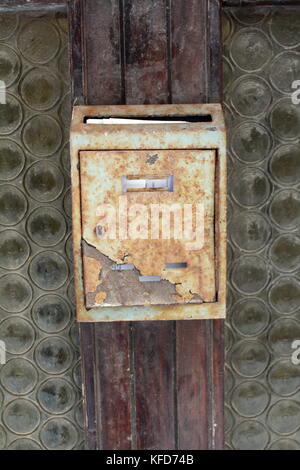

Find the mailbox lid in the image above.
[{"left": 79, "top": 149, "right": 216, "bottom": 309}]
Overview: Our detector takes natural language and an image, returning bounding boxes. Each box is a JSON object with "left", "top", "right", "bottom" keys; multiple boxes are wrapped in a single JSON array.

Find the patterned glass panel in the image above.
[
  {"left": 224, "top": 7, "right": 300, "bottom": 450},
  {"left": 0, "top": 8, "right": 83, "bottom": 450}
]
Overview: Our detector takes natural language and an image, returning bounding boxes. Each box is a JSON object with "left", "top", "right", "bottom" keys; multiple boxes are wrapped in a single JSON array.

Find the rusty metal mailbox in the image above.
[{"left": 70, "top": 104, "right": 226, "bottom": 321}]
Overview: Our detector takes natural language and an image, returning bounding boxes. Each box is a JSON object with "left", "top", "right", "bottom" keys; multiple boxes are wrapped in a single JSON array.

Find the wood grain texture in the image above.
[
  {"left": 71, "top": 0, "right": 225, "bottom": 450},
  {"left": 94, "top": 322, "right": 132, "bottom": 449},
  {"left": 123, "top": 0, "right": 169, "bottom": 104},
  {"left": 123, "top": 0, "right": 176, "bottom": 449},
  {"left": 84, "top": 0, "right": 123, "bottom": 105}
]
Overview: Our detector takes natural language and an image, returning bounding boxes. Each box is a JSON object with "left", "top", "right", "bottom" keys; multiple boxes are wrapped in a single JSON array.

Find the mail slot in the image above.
[{"left": 70, "top": 104, "right": 226, "bottom": 321}]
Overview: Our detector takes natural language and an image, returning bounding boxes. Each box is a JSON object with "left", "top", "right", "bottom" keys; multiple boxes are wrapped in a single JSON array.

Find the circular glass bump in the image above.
[
  {"left": 231, "top": 381, "right": 269, "bottom": 418},
  {"left": 232, "top": 8, "right": 268, "bottom": 25},
  {"left": 231, "top": 122, "right": 271, "bottom": 164},
  {"left": 35, "top": 337, "right": 73, "bottom": 374},
  {"left": 56, "top": 14, "right": 68, "bottom": 34},
  {"left": 1, "top": 358, "right": 38, "bottom": 395},
  {"left": 40, "top": 418, "right": 78, "bottom": 450},
  {"left": 222, "top": 13, "right": 232, "bottom": 43},
  {"left": 20, "top": 68, "right": 62, "bottom": 111},
  {"left": 63, "top": 188, "right": 72, "bottom": 218},
  {"left": 232, "top": 256, "right": 269, "bottom": 295},
  {"left": 225, "top": 325, "right": 234, "bottom": 353},
  {"left": 0, "top": 230, "right": 30, "bottom": 270},
  {"left": 270, "top": 52, "right": 300, "bottom": 94},
  {"left": 268, "top": 360, "right": 300, "bottom": 397},
  {"left": 269, "top": 438, "right": 300, "bottom": 450},
  {"left": 227, "top": 243, "right": 233, "bottom": 267},
  {"left": 231, "top": 168, "right": 270, "bottom": 208},
  {"left": 59, "top": 92, "right": 71, "bottom": 124},
  {"left": 0, "top": 317, "right": 35, "bottom": 354},
  {"left": 268, "top": 319, "right": 300, "bottom": 356},
  {"left": 272, "top": 190, "right": 300, "bottom": 232},
  {"left": 230, "top": 76, "right": 271, "bottom": 118},
  {"left": 232, "top": 298, "right": 269, "bottom": 337},
  {"left": 270, "top": 12, "right": 300, "bottom": 48},
  {"left": 70, "top": 322, "right": 80, "bottom": 349},
  {"left": 269, "top": 277, "right": 300, "bottom": 315},
  {"left": 0, "top": 274, "right": 32, "bottom": 313},
  {"left": 58, "top": 47, "right": 70, "bottom": 83},
  {"left": 270, "top": 145, "right": 300, "bottom": 186},
  {"left": 8, "top": 438, "right": 42, "bottom": 450},
  {"left": 24, "top": 161, "right": 64, "bottom": 203},
  {"left": 61, "top": 143, "right": 70, "bottom": 174},
  {"left": 0, "top": 94, "right": 22, "bottom": 135},
  {"left": 3, "top": 399, "right": 40, "bottom": 435},
  {"left": 22, "top": 115, "right": 62, "bottom": 157},
  {"left": 17, "top": 20, "right": 60, "bottom": 64},
  {"left": 32, "top": 294, "right": 71, "bottom": 333},
  {"left": 267, "top": 400, "right": 300, "bottom": 435},
  {"left": 65, "top": 234, "right": 73, "bottom": 263},
  {"left": 0, "top": 14, "right": 18, "bottom": 40},
  {"left": 231, "top": 421, "right": 269, "bottom": 450},
  {"left": 0, "top": 139, "right": 25, "bottom": 181},
  {"left": 231, "top": 340, "right": 270, "bottom": 378},
  {"left": 0, "top": 45, "right": 20, "bottom": 87},
  {"left": 230, "top": 28, "right": 272, "bottom": 72},
  {"left": 270, "top": 99, "right": 300, "bottom": 141},
  {"left": 27, "top": 207, "right": 66, "bottom": 247},
  {"left": 225, "top": 366, "right": 234, "bottom": 395},
  {"left": 73, "top": 361, "right": 82, "bottom": 390},
  {"left": 0, "top": 185, "right": 27, "bottom": 226},
  {"left": 223, "top": 58, "right": 233, "bottom": 91},
  {"left": 29, "top": 251, "right": 68, "bottom": 291},
  {"left": 0, "top": 425, "right": 6, "bottom": 449},
  {"left": 270, "top": 234, "right": 300, "bottom": 273},
  {"left": 37, "top": 378, "right": 76, "bottom": 414},
  {"left": 67, "top": 278, "right": 75, "bottom": 304},
  {"left": 225, "top": 406, "right": 234, "bottom": 433},
  {"left": 231, "top": 212, "right": 271, "bottom": 252}
]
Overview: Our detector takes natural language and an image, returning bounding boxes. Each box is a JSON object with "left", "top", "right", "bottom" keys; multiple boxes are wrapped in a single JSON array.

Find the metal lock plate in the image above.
[{"left": 70, "top": 104, "right": 226, "bottom": 321}]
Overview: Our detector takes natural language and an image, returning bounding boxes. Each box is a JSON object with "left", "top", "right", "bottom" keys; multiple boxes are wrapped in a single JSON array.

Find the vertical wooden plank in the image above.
[
  {"left": 123, "top": 0, "right": 176, "bottom": 450},
  {"left": 170, "top": 0, "right": 208, "bottom": 104},
  {"left": 124, "top": 0, "right": 170, "bottom": 104},
  {"left": 79, "top": 324, "right": 97, "bottom": 450},
  {"left": 84, "top": 0, "right": 123, "bottom": 105},
  {"left": 176, "top": 321, "right": 208, "bottom": 450},
  {"left": 74, "top": 0, "right": 132, "bottom": 450},
  {"left": 211, "top": 319, "right": 224, "bottom": 449},
  {"left": 94, "top": 323, "right": 132, "bottom": 449},
  {"left": 134, "top": 322, "right": 175, "bottom": 449},
  {"left": 69, "top": 0, "right": 84, "bottom": 105},
  {"left": 207, "top": 0, "right": 224, "bottom": 450},
  {"left": 171, "top": 0, "right": 224, "bottom": 450}
]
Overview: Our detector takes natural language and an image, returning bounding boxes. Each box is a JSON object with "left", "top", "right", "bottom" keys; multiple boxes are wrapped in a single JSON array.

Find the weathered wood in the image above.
[
  {"left": 84, "top": 0, "right": 123, "bottom": 105},
  {"left": 69, "top": 0, "right": 84, "bottom": 105},
  {"left": 124, "top": 0, "right": 170, "bottom": 104},
  {"left": 123, "top": 0, "right": 175, "bottom": 449},
  {"left": 79, "top": 324, "right": 97, "bottom": 450},
  {"left": 134, "top": 322, "right": 176, "bottom": 449},
  {"left": 94, "top": 322, "right": 132, "bottom": 449},
  {"left": 170, "top": 0, "right": 207, "bottom": 104},
  {"left": 71, "top": 0, "right": 225, "bottom": 450}
]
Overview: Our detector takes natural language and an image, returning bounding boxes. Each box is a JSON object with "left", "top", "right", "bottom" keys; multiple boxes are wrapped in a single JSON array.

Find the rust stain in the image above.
[{"left": 70, "top": 104, "right": 227, "bottom": 321}]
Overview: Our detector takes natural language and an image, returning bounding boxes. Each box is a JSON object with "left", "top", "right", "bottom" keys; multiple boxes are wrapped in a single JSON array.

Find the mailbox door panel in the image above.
[{"left": 79, "top": 149, "right": 216, "bottom": 308}]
